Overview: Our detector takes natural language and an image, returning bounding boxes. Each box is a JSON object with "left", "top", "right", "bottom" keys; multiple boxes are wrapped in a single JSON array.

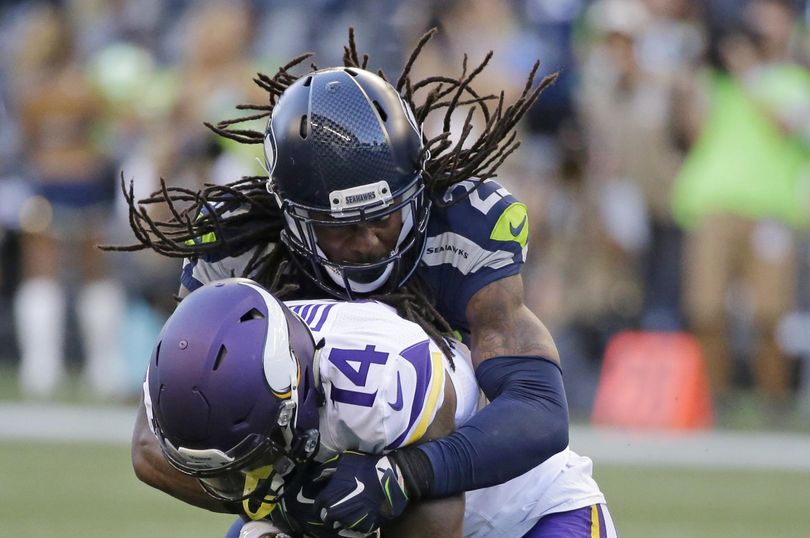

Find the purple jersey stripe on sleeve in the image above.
[
  {"left": 311, "top": 303, "right": 335, "bottom": 331},
  {"left": 304, "top": 304, "right": 322, "bottom": 325},
  {"left": 386, "top": 339, "right": 432, "bottom": 449},
  {"left": 298, "top": 304, "right": 313, "bottom": 325},
  {"left": 288, "top": 303, "right": 334, "bottom": 331}
]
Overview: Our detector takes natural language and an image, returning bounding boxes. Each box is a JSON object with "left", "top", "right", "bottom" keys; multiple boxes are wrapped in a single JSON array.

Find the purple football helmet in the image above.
[{"left": 147, "top": 278, "right": 321, "bottom": 503}]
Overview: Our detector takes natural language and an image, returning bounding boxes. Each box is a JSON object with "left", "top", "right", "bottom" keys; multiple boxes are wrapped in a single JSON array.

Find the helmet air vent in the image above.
[
  {"left": 372, "top": 100, "right": 387, "bottom": 122},
  {"left": 303, "top": 76, "right": 313, "bottom": 87},
  {"left": 154, "top": 341, "right": 162, "bottom": 366},
  {"left": 345, "top": 68, "right": 359, "bottom": 77},
  {"left": 299, "top": 115, "right": 309, "bottom": 139},
  {"left": 231, "top": 406, "right": 252, "bottom": 427},
  {"left": 240, "top": 308, "right": 265, "bottom": 322},
  {"left": 213, "top": 345, "right": 228, "bottom": 371}
]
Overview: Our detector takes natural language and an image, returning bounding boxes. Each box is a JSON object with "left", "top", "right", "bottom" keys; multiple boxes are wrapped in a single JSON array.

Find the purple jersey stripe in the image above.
[
  {"left": 597, "top": 504, "right": 607, "bottom": 537},
  {"left": 386, "top": 339, "right": 432, "bottom": 449},
  {"left": 304, "top": 304, "right": 321, "bottom": 325},
  {"left": 522, "top": 504, "right": 614, "bottom": 537},
  {"left": 288, "top": 302, "right": 334, "bottom": 331},
  {"left": 311, "top": 303, "right": 335, "bottom": 331}
]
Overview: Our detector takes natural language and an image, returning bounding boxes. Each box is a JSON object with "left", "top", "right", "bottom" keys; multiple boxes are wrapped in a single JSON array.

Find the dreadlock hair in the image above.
[{"left": 105, "top": 28, "right": 555, "bottom": 363}]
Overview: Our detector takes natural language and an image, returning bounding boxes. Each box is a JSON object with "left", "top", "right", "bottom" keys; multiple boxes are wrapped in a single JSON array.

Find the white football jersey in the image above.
[
  {"left": 285, "top": 299, "right": 448, "bottom": 460},
  {"left": 288, "top": 300, "right": 606, "bottom": 538}
]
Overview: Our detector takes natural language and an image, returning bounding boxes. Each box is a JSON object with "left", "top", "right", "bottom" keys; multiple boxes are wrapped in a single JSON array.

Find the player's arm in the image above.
[
  {"left": 131, "top": 396, "right": 234, "bottom": 513},
  {"left": 466, "top": 273, "right": 559, "bottom": 365},
  {"left": 392, "top": 274, "right": 568, "bottom": 498},
  {"left": 381, "top": 379, "right": 464, "bottom": 538},
  {"left": 383, "top": 496, "right": 464, "bottom": 538}
]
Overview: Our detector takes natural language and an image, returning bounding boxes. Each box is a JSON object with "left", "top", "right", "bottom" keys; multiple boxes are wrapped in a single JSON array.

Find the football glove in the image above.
[
  {"left": 313, "top": 451, "right": 409, "bottom": 535},
  {"left": 275, "top": 463, "right": 379, "bottom": 538}
]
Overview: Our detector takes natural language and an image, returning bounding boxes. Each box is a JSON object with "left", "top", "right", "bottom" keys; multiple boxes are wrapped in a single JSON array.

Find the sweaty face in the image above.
[{"left": 313, "top": 209, "right": 404, "bottom": 265}]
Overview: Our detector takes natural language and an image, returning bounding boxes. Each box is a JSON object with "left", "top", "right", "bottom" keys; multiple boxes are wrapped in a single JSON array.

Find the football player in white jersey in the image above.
[
  {"left": 123, "top": 29, "right": 577, "bottom": 536},
  {"left": 144, "top": 279, "right": 616, "bottom": 537}
]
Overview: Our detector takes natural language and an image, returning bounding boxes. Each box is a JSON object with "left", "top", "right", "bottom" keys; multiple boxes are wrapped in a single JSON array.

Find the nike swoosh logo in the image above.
[
  {"left": 296, "top": 488, "right": 315, "bottom": 505},
  {"left": 387, "top": 372, "right": 403, "bottom": 411},
  {"left": 510, "top": 215, "right": 527, "bottom": 237},
  {"left": 329, "top": 478, "right": 365, "bottom": 508}
]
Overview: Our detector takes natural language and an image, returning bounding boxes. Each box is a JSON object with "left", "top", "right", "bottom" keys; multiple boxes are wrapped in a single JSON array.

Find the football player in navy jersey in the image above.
[{"left": 117, "top": 30, "right": 570, "bottom": 535}]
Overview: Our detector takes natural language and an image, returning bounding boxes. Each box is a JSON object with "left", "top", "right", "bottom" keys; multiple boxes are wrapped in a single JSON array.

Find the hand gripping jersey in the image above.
[
  {"left": 179, "top": 179, "right": 528, "bottom": 332},
  {"left": 287, "top": 300, "right": 604, "bottom": 537}
]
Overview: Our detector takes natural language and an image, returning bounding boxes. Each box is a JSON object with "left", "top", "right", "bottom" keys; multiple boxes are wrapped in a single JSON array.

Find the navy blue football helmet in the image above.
[
  {"left": 147, "top": 278, "right": 321, "bottom": 504},
  {"left": 264, "top": 67, "right": 431, "bottom": 298}
]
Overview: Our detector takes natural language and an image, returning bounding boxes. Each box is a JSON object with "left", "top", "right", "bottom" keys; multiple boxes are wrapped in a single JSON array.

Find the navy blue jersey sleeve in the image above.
[
  {"left": 177, "top": 201, "right": 273, "bottom": 292},
  {"left": 418, "top": 179, "right": 529, "bottom": 330}
]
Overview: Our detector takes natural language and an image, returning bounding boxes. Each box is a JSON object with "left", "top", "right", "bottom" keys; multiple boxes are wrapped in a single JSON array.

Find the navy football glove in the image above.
[
  {"left": 313, "top": 451, "right": 409, "bottom": 535},
  {"left": 274, "top": 466, "right": 328, "bottom": 537},
  {"left": 276, "top": 463, "right": 379, "bottom": 538}
]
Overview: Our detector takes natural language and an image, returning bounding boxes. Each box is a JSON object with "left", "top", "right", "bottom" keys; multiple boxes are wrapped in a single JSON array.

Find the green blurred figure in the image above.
[{"left": 673, "top": 0, "right": 810, "bottom": 411}]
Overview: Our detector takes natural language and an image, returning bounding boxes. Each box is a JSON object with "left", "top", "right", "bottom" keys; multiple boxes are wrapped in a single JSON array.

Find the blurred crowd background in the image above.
[{"left": 1, "top": 0, "right": 809, "bottom": 429}]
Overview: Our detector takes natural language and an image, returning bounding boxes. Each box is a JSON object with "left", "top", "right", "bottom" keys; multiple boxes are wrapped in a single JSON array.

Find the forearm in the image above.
[
  {"left": 395, "top": 356, "right": 569, "bottom": 498},
  {"left": 131, "top": 400, "right": 233, "bottom": 513},
  {"left": 393, "top": 276, "right": 568, "bottom": 498},
  {"left": 382, "top": 495, "right": 464, "bottom": 538}
]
